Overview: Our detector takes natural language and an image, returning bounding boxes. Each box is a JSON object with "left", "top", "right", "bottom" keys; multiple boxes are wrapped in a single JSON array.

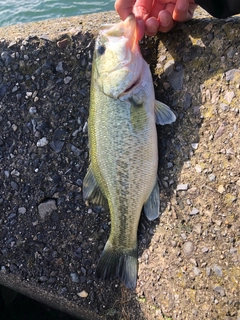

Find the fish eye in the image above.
[{"left": 97, "top": 45, "right": 106, "bottom": 55}]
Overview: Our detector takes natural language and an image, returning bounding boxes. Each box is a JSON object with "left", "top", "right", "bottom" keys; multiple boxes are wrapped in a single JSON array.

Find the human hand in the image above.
[{"left": 115, "top": 0, "right": 198, "bottom": 37}]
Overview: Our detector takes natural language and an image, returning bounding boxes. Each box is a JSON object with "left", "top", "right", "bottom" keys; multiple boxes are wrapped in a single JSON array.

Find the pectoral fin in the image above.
[
  {"left": 144, "top": 180, "right": 160, "bottom": 221},
  {"left": 155, "top": 100, "right": 176, "bottom": 125},
  {"left": 83, "top": 164, "right": 108, "bottom": 210}
]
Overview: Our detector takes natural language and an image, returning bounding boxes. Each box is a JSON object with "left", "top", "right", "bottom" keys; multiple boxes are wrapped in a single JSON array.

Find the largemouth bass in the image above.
[{"left": 83, "top": 14, "right": 176, "bottom": 289}]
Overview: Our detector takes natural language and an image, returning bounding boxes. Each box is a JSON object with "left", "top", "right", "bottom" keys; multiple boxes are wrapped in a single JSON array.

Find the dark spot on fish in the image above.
[{"left": 98, "top": 45, "right": 106, "bottom": 55}]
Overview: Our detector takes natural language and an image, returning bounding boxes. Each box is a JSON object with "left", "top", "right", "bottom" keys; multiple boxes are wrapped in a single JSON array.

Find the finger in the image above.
[
  {"left": 115, "top": 0, "right": 136, "bottom": 20},
  {"left": 145, "top": 17, "right": 160, "bottom": 36},
  {"left": 136, "top": 18, "right": 146, "bottom": 40},
  {"left": 158, "top": 10, "right": 177, "bottom": 33},
  {"left": 150, "top": 0, "right": 170, "bottom": 18},
  {"left": 173, "top": 0, "right": 191, "bottom": 21},
  {"left": 133, "top": 0, "right": 154, "bottom": 20}
]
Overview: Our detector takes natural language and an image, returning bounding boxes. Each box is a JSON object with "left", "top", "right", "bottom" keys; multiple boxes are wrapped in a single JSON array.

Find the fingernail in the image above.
[{"left": 159, "top": 12, "right": 170, "bottom": 27}]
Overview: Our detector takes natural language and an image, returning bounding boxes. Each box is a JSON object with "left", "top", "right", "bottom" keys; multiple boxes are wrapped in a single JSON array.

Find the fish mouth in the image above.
[{"left": 124, "top": 78, "right": 140, "bottom": 93}]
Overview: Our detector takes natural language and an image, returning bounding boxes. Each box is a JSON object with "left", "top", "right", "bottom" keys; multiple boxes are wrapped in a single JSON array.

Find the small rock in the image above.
[
  {"left": 57, "top": 38, "right": 71, "bottom": 49},
  {"left": 77, "top": 290, "right": 88, "bottom": 298},
  {"left": 213, "top": 264, "right": 223, "bottom": 277},
  {"left": 18, "top": 207, "right": 26, "bottom": 214},
  {"left": 56, "top": 61, "right": 64, "bottom": 73},
  {"left": 70, "top": 144, "right": 81, "bottom": 156},
  {"left": 214, "top": 286, "right": 225, "bottom": 296},
  {"left": 39, "top": 276, "right": 48, "bottom": 282},
  {"left": 181, "top": 233, "right": 187, "bottom": 240},
  {"left": 70, "top": 273, "right": 79, "bottom": 283},
  {"left": 202, "top": 247, "right": 209, "bottom": 253},
  {"left": 29, "top": 106, "right": 37, "bottom": 114},
  {"left": 50, "top": 128, "right": 66, "bottom": 153},
  {"left": 214, "top": 121, "right": 227, "bottom": 140},
  {"left": 177, "top": 184, "right": 188, "bottom": 191},
  {"left": 82, "top": 121, "right": 88, "bottom": 133},
  {"left": 38, "top": 199, "right": 57, "bottom": 220},
  {"left": 224, "top": 91, "right": 235, "bottom": 103},
  {"left": 193, "top": 224, "right": 202, "bottom": 234},
  {"left": 218, "top": 184, "right": 225, "bottom": 194},
  {"left": 225, "top": 68, "right": 240, "bottom": 81},
  {"left": 37, "top": 137, "right": 48, "bottom": 147},
  {"left": 64, "top": 76, "right": 72, "bottom": 84},
  {"left": 167, "top": 162, "right": 173, "bottom": 168},
  {"left": 10, "top": 181, "right": 19, "bottom": 191},
  {"left": 183, "top": 241, "right": 194, "bottom": 256},
  {"left": 195, "top": 164, "right": 202, "bottom": 173},
  {"left": 208, "top": 173, "right": 216, "bottom": 182},
  {"left": 189, "top": 208, "right": 199, "bottom": 215},
  {"left": 193, "top": 267, "right": 201, "bottom": 276},
  {"left": 219, "top": 103, "right": 229, "bottom": 111},
  {"left": 189, "top": 258, "right": 198, "bottom": 266},
  {"left": 191, "top": 143, "right": 199, "bottom": 150}
]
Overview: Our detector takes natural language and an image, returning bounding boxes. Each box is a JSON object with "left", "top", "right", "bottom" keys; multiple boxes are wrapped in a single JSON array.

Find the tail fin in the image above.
[{"left": 95, "top": 242, "right": 138, "bottom": 290}]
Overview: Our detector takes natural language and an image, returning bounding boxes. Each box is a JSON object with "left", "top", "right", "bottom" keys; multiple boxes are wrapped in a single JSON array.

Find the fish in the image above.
[{"left": 83, "top": 14, "right": 176, "bottom": 289}]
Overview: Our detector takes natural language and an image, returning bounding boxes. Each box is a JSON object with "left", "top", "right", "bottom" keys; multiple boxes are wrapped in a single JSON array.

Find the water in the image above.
[{"left": 0, "top": 0, "right": 115, "bottom": 28}]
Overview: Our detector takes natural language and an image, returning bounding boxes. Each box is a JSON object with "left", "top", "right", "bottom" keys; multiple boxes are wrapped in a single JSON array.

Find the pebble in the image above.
[
  {"left": 39, "top": 276, "right": 48, "bottom": 282},
  {"left": 206, "top": 267, "right": 211, "bottom": 276},
  {"left": 213, "top": 264, "right": 223, "bottom": 277},
  {"left": 164, "top": 60, "right": 184, "bottom": 90},
  {"left": 18, "top": 207, "right": 26, "bottom": 214},
  {"left": 183, "top": 241, "right": 194, "bottom": 256},
  {"left": 224, "top": 91, "right": 235, "bottom": 103},
  {"left": 189, "top": 258, "right": 198, "bottom": 266},
  {"left": 208, "top": 173, "right": 216, "bottom": 182},
  {"left": 38, "top": 199, "right": 57, "bottom": 220},
  {"left": 82, "top": 121, "right": 88, "bottom": 133},
  {"left": 37, "top": 137, "right": 49, "bottom": 147},
  {"left": 50, "top": 128, "right": 66, "bottom": 153},
  {"left": 10, "top": 181, "right": 19, "bottom": 191},
  {"left": 193, "top": 224, "right": 202, "bottom": 234},
  {"left": 177, "top": 184, "right": 188, "bottom": 191},
  {"left": 189, "top": 208, "right": 199, "bottom": 215},
  {"left": 12, "top": 124, "right": 18, "bottom": 132},
  {"left": 192, "top": 267, "right": 201, "bottom": 276},
  {"left": 70, "top": 273, "right": 79, "bottom": 283},
  {"left": 70, "top": 144, "right": 81, "bottom": 156},
  {"left": 225, "top": 68, "right": 240, "bottom": 81},
  {"left": 191, "top": 143, "right": 199, "bottom": 150},
  {"left": 214, "top": 286, "right": 225, "bottom": 297},
  {"left": 217, "top": 184, "right": 225, "bottom": 194},
  {"left": 77, "top": 290, "right": 88, "bottom": 298},
  {"left": 195, "top": 164, "right": 202, "bottom": 173},
  {"left": 64, "top": 76, "right": 72, "bottom": 84},
  {"left": 56, "top": 61, "right": 64, "bottom": 73},
  {"left": 29, "top": 106, "right": 37, "bottom": 114},
  {"left": 202, "top": 247, "right": 209, "bottom": 253}
]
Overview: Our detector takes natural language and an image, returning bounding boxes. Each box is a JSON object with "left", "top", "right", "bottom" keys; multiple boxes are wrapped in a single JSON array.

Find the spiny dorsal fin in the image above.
[{"left": 155, "top": 100, "right": 176, "bottom": 125}]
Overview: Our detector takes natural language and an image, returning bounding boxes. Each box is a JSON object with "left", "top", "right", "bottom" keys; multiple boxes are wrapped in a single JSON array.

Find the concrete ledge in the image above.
[{"left": 0, "top": 9, "right": 240, "bottom": 320}]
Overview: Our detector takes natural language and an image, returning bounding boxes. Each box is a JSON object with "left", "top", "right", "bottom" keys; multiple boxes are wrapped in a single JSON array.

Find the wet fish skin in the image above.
[{"left": 83, "top": 14, "right": 176, "bottom": 289}]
